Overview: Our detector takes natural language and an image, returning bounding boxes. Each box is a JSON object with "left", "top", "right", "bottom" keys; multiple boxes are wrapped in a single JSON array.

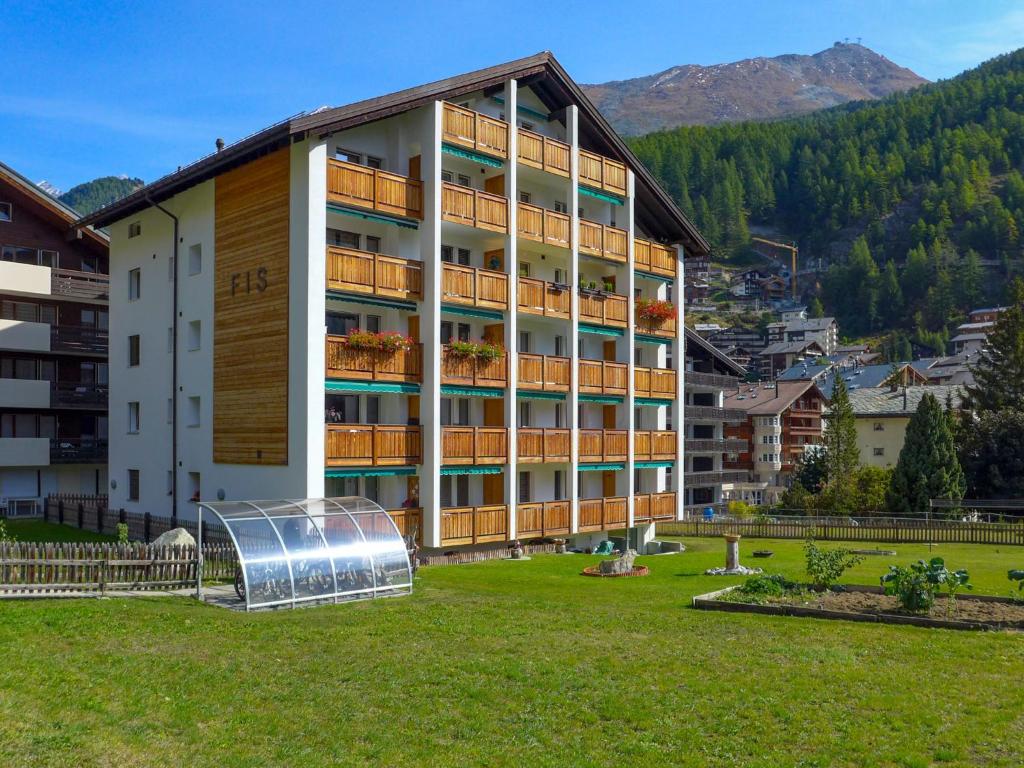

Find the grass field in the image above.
[
  {"left": 2, "top": 537, "right": 1023, "bottom": 767},
  {"left": 3, "top": 518, "right": 114, "bottom": 543}
]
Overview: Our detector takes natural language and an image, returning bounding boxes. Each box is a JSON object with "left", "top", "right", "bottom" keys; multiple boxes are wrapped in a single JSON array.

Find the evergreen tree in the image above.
[
  {"left": 823, "top": 377, "right": 860, "bottom": 510},
  {"left": 886, "top": 393, "right": 965, "bottom": 515},
  {"left": 963, "top": 279, "right": 1024, "bottom": 413},
  {"left": 960, "top": 410, "right": 1024, "bottom": 499},
  {"left": 879, "top": 260, "right": 904, "bottom": 326},
  {"left": 807, "top": 296, "right": 825, "bottom": 319}
]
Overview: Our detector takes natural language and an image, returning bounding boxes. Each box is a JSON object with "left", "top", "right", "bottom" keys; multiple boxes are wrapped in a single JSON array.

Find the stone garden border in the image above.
[
  {"left": 692, "top": 584, "right": 1024, "bottom": 631},
  {"left": 582, "top": 565, "right": 650, "bottom": 578}
]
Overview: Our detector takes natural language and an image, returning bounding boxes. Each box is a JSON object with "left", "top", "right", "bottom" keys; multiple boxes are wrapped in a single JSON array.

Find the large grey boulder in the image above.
[
  {"left": 598, "top": 548, "right": 637, "bottom": 575},
  {"left": 151, "top": 527, "right": 196, "bottom": 548}
]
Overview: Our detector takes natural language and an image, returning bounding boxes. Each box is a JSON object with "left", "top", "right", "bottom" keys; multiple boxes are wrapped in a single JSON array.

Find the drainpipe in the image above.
[{"left": 146, "top": 195, "right": 179, "bottom": 527}]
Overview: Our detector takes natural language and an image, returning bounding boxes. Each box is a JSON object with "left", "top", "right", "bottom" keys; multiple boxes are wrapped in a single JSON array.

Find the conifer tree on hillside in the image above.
[
  {"left": 808, "top": 296, "right": 825, "bottom": 319},
  {"left": 963, "top": 278, "right": 1024, "bottom": 414},
  {"left": 823, "top": 377, "right": 859, "bottom": 508},
  {"left": 886, "top": 393, "right": 965, "bottom": 515}
]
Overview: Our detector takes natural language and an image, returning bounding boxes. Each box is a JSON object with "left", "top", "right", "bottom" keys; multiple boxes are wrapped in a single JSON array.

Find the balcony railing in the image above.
[
  {"left": 326, "top": 246, "right": 423, "bottom": 301},
  {"left": 577, "top": 289, "right": 627, "bottom": 328},
  {"left": 50, "top": 269, "right": 109, "bottom": 301},
  {"left": 325, "top": 336, "right": 423, "bottom": 383},
  {"left": 517, "top": 277, "right": 570, "bottom": 319},
  {"left": 325, "top": 425, "right": 422, "bottom": 467},
  {"left": 50, "top": 438, "right": 107, "bottom": 464},
  {"left": 634, "top": 430, "right": 677, "bottom": 462},
  {"left": 636, "top": 310, "right": 677, "bottom": 339},
  {"left": 578, "top": 219, "right": 628, "bottom": 263},
  {"left": 327, "top": 159, "right": 423, "bottom": 219},
  {"left": 387, "top": 507, "right": 422, "bottom": 545},
  {"left": 442, "top": 426, "right": 508, "bottom": 465},
  {"left": 685, "top": 470, "right": 749, "bottom": 485},
  {"left": 517, "top": 353, "right": 570, "bottom": 392},
  {"left": 685, "top": 371, "right": 740, "bottom": 389},
  {"left": 51, "top": 326, "right": 107, "bottom": 354},
  {"left": 578, "top": 496, "right": 627, "bottom": 532},
  {"left": 440, "top": 504, "right": 509, "bottom": 546},
  {"left": 685, "top": 438, "right": 748, "bottom": 453},
  {"left": 517, "top": 500, "right": 571, "bottom": 538},
  {"left": 633, "top": 239, "right": 676, "bottom": 279},
  {"left": 440, "top": 347, "right": 507, "bottom": 388},
  {"left": 578, "top": 429, "right": 628, "bottom": 463},
  {"left": 441, "top": 263, "right": 509, "bottom": 310},
  {"left": 517, "top": 202, "right": 571, "bottom": 249},
  {"left": 684, "top": 405, "right": 748, "bottom": 422},
  {"left": 442, "top": 103, "right": 509, "bottom": 159},
  {"left": 634, "top": 492, "right": 677, "bottom": 523},
  {"left": 578, "top": 150, "right": 627, "bottom": 197},
  {"left": 517, "top": 428, "right": 571, "bottom": 464},
  {"left": 441, "top": 182, "right": 508, "bottom": 233},
  {"left": 50, "top": 382, "right": 107, "bottom": 408},
  {"left": 517, "top": 129, "right": 571, "bottom": 177},
  {"left": 578, "top": 358, "right": 627, "bottom": 396},
  {"left": 634, "top": 366, "right": 677, "bottom": 399}
]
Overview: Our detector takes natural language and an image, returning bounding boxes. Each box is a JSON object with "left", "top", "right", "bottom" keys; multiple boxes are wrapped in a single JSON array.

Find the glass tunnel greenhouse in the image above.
[{"left": 198, "top": 497, "right": 413, "bottom": 611}]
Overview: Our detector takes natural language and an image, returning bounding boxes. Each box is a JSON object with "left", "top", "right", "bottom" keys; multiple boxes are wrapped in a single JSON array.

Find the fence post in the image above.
[
  {"left": 97, "top": 506, "right": 105, "bottom": 535},
  {"left": 77, "top": 502, "right": 84, "bottom": 529},
  {"left": 144, "top": 512, "right": 151, "bottom": 543},
  {"left": 58, "top": 499, "right": 64, "bottom": 524},
  {"left": 119, "top": 507, "right": 126, "bottom": 526},
  {"left": 43, "top": 498, "right": 50, "bottom": 523}
]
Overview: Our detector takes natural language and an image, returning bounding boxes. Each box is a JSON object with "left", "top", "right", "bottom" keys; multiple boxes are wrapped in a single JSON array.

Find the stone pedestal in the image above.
[{"left": 725, "top": 534, "right": 741, "bottom": 571}]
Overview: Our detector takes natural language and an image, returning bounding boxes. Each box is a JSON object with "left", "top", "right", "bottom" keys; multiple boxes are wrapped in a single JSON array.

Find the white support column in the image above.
[
  {"left": 566, "top": 104, "right": 581, "bottom": 533},
  {"left": 675, "top": 243, "right": 686, "bottom": 521},
  {"left": 504, "top": 79, "right": 519, "bottom": 539},
  {"left": 421, "top": 101, "right": 445, "bottom": 547},
  {"left": 624, "top": 169, "right": 637, "bottom": 527}
]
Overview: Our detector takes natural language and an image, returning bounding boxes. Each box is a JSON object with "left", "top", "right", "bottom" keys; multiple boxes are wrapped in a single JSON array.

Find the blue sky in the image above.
[{"left": 3, "top": 0, "right": 1023, "bottom": 192}]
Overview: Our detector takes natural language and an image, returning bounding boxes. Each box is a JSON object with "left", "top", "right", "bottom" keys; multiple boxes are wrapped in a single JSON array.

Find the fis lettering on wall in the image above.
[{"left": 230, "top": 267, "right": 268, "bottom": 296}]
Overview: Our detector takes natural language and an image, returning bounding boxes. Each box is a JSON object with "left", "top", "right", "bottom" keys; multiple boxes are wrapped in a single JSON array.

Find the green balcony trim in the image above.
[
  {"left": 326, "top": 203, "right": 419, "bottom": 229},
  {"left": 634, "top": 270, "right": 674, "bottom": 285},
  {"left": 635, "top": 396, "right": 672, "bottom": 407},
  {"left": 325, "top": 380, "right": 420, "bottom": 394},
  {"left": 578, "top": 462, "right": 625, "bottom": 472},
  {"left": 578, "top": 394, "right": 623, "bottom": 404},
  {"left": 440, "top": 385, "right": 505, "bottom": 398},
  {"left": 441, "top": 304, "right": 505, "bottom": 320},
  {"left": 325, "top": 291, "right": 418, "bottom": 311},
  {"left": 442, "top": 143, "right": 504, "bottom": 168},
  {"left": 578, "top": 185, "right": 624, "bottom": 206},
  {"left": 325, "top": 467, "right": 417, "bottom": 478},
  {"left": 636, "top": 333, "right": 673, "bottom": 346},
  {"left": 440, "top": 466, "right": 503, "bottom": 476},
  {"left": 490, "top": 96, "right": 549, "bottom": 122},
  {"left": 516, "top": 391, "right": 566, "bottom": 401},
  {"left": 578, "top": 323, "right": 624, "bottom": 337},
  {"left": 634, "top": 460, "right": 675, "bottom": 469}
]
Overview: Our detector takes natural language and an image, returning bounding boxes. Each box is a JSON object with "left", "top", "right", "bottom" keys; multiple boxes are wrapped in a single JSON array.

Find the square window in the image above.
[
  {"left": 518, "top": 471, "right": 531, "bottom": 504},
  {"left": 128, "top": 335, "right": 140, "bottom": 366},
  {"left": 39, "top": 250, "right": 58, "bottom": 268},
  {"left": 441, "top": 170, "right": 453, "bottom": 183},
  {"left": 441, "top": 245, "right": 453, "bottom": 263},
  {"left": 518, "top": 191, "right": 531, "bottom": 204},
  {"left": 128, "top": 268, "right": 141, "bottom": 300},
  {"left": 457, "top": 174, "right": 471, "bottom": 187},
  {"left": 127, "top": 469, "right": 140, "bottom": 501},
  {"left": 0, "top": 202, "right": 11, "bottom": 222},
  {"left": 127, "top": 402, "right": 140, "bottom": 433},
  {"left": 873, "top": 447, "right": 885, "bottom": 456},
  {"left": 367, "top": 156, "right": 383, "bottom": 169},
  {"left": 187, "top": 320, "right": 201, "bottom": 351},
  {"left": 365, "top": 235, "right": 381, "bottom": 254},
  {"left": 336, "top": 149, "right": 361, "bottom": 164},
  {"left": 873, "top": 422, "right": 884, "bottom": 431},
  {"left": 187, "top": 396, "right": 200, "bottom": 427},
  {"left": 329, "top": 229, "right": 360, "bottom": 249},
  {"left": 188, "top": 244, "right": 202, "bottom": 275},
  {"left": 128, "top": 222, "right": 141, "bottom": 238}
]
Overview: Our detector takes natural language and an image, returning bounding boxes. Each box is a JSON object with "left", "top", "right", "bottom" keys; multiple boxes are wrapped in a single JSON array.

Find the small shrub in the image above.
[
  {"left": 738, "top": 574, "right": 796, "bottom": 597},
  {"left": 804, "top": 537, "right": 863, "bottom": 591},
  {"left": 0, "top": 517, "right": 10, "bottom": 543},
  {"left": 881, "top": 558, "right": 957, "bottom": 614},
  {"left": 117, "top": 522, "right": 129, "bottom": 544}
]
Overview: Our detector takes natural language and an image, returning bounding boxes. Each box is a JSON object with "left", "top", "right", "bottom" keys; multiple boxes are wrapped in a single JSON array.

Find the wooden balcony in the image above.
[
  {"left": 327, "top": 159, "right": 423, "bottom": 219},
  {"left": 517, "top": 129, "right": 571, "bottom": 177},
  {"left": 578, "top": 219, "right": 628, "bottom": 263},
  {"left": 325, "top": 336, "right": 423, "bottom": 383},
  {"left": 636, "top": 312, "right": 677, "bottom": 339},
  {"left": 634, "top": 238, "right": 677, "bottom": 279},
  {"left": 442, "top": 426, "right": 508, "bottom": 465},
  {"left": 578, "top": 359, "right": 627, "bottom": 396},
  {"left": 517, "top": 353, "right": 570, "bottom": 392},
  {"left": 517, "top": 202, "right": 571, "bottom": 249},
  {"left": 440, "top": 505, "right": 509, "bottom": 546},
  {"left": 442, "top": 103, "right": 509, "bottom": 159},
  {"left": 441, "top": 182, "right": 508, "bottom": 233},
  {"left": 634, "top": 366, "right": 677, "bottom": 399},
  {"left": 578, "top": 150, "right": 627, "bottom": 197},
  {"left": 517, "top": 500, "right": 570, "bottom": 537},
  {"left": 634, "top": 430, "right": 677, "bottom": 462},
  {"left": 578, "top": 429, "right": 628, "bottom": 463},
  {"left": 441, "top": 263, "right": 509, "bottom": 310},
  {"left": 440, "top": 347, "right": 507, "bottom": 388},
  {"left": 386, "top": 507, "right": 422, "bottom": 545},
  {"left": 325, "top": 425, "right": 422, "bottom": 467},
  {"left": 50, "top": 268, "right": 109, "bottom": 302},
  {"left": 578, "top": 496, "right": 627, "bottom": 532},
  {"left": 577, "top": 289, "right": 628, "bottom": 328},
  {"left": 517, "top": 428, "right": 571, "bottom": 464},
  {"left": 634, "top": 492, "right": 677, "bottom": 524},
  {"left": 326, "top": 246, "right": 423, "bottom": 301},
  {"left": 517, "top": 277, "right": 571, "bottom": 319}
]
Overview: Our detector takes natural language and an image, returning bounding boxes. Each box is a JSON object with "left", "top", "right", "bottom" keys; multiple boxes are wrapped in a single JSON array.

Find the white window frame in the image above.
[
  {"left": 128, "top": 268, "right": 141, "bottom": 301},
  {"left": 127, "top": 402, "right": 140, "bottom": 434}
]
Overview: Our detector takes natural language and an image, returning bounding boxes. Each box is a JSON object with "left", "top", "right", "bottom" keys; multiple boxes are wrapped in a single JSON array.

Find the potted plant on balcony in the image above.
[
  {"left": 339, "top": 330, "right": 414, "bottom": 353},
  {"left": 445, "top": 340, "right": 504, "bottom": 363},
  {"left": 636, "top": 298, "right": 677, "bottom": 327},
  {"left": 603, "top": 280, "right": 615, "bottom": 293}
]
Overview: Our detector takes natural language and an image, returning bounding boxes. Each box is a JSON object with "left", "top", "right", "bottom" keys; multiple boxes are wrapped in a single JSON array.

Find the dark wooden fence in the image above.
[
  {"left": 0, "top": 541, "right": 238, "bottom": 596},
  {"left": 660, "top": 517, "right": 1024, "bottom": 546},
  {"left": 41, "top": 494, "right": 231, "bottom": 544}
]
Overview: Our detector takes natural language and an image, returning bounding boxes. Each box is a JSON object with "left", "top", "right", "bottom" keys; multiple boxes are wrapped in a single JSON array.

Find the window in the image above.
[
  {"left": 518, "top": 191, "right": 531, "bottom": 204},
  {"left": 553, "top": 268, "right": 566, "bottom": 285},
  {"left": 365, "top": 396, "right": 380, "bottom": 425},
  {"left": 187, "top": 321, "right": 201, "bottom": 351},
  {"left": 39, "top": 250, "right": 57, "bottom": 268},
  {"left": 365, "top": 235, "right": 381, "bottom": 254},
  {"left": 187, "top": 396, "right": 200, "bottom": 427},
  {"left": 128, "top": 335, "right": 140, "bottom": 366},
  {"left": 457, "top": 248, "right": 470, "bottom": 266},
  {"left": 441, "top": 170, "right": 453, "bottom": 183},
  {"left": 518, "top": 401, "right": 531, "bottom": 428},
  {"left": 553, "top": 201, "right": 567, "bottom": 214},
  {"left": 188, "top": 244, "right": 202, "bottom": 275},
  {"left": 336, "top": 149, "right": 362, "bottom": 164},
  {"left": 128, "top": 268, "right": 141, "bottom": 300},
  {"left": 365, "top": 315, "right": 381, "bottom": 334},
  {"left": 519, "top": 331, "right": 531, "bottom": 353},
  {"left": 520, "top": 120, "right": 535, "bottom": 131},
  {"left": 873, "top": 447, "right": 885, "bottom": 456},
  {"left": 441, "top": 245, "right": 453, "bottom": 263},
  {"left": 554, "top": 335, "right": 565, "bottom": 357},
  {"left": 457, "top": 174, "right": 471, "bottom": 187},
  {"left": 127, "top": 402, "right": 140, "bottom": 433},
  {"left": 554, "top": 470, "right": 564, "bottom": 500},
  {"left": 363, "top": 475, "right": 379, "bottom": 502},
  {"left": 0, "top": 202, "right": 11, "bottom": 222},
  {"left": 188, "top": 472, "right": 200, "bottom": 501},
  {"left": 873, "top": 422, "right": 884, "bottom": 432},
  {"left": 366, "top": 155, "right": 383, "bottom": 169},
  {"left": 555, "top": 402, "right": 565, "bottom": 428},
  {"left": 518, "top": 471, "right": 531, "bottom": 504},
  {"left": 127, "top": 469, "right": 140, "bottom": 501},
  {"left": 329, "top": 229, "right": 361, "bottom": 249},
  {"left": 518, "top": 262, "right": 531, "bottom": 278},
  {"left": 128, "top": 222, "right": 142, "bottom": 238}
]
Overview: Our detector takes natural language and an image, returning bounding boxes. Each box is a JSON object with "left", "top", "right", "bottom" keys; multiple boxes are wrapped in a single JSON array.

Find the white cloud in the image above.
[{"left": 942, "top": 7, "right": 1024, "bottom": 68}]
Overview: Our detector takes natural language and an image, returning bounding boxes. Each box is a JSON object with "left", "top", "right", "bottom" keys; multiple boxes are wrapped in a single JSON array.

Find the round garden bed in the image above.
[{"left": 582, "top": 564, "right": 650, "bottom": 578}]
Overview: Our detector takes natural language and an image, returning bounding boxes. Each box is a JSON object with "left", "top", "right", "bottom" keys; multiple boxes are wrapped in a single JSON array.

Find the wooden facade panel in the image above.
[{"left": 214, "top": 148, "right": 290, "bottom": 465}]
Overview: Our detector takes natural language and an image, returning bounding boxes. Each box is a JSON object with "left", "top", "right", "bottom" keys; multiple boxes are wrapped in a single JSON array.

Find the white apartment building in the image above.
[{"left": 77, "top": 53, "right": 708, "bottom": 547}]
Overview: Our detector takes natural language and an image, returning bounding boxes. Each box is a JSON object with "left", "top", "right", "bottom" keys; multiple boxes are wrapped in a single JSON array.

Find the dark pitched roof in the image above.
[
  {"left": 724, "top": 380, "right": 824, "bottom": 414},
  {"left": 684, "top": 326, "right": 745, "bottom": 376},
  {"left": 76, "top": 52, "right": 706, "bottom": 252}
]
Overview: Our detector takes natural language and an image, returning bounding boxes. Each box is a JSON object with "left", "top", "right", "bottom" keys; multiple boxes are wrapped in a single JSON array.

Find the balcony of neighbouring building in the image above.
[
  {"left": 685, "top": 371, "right": 740, "bottom": 389},
  {"left": 684, "top": 470, "right": 749, "bottom": 485},
  {"left": 442, "top": 426, "right": 508, "bottom": 465},
  {"left": 442, "top": 263, "right": 509, "bottom": 311},
  {"left": 326, "top": 246, "right": 423, "bottom": 302},
  {"left": 440, "top": 347, "right": 508, "bottom": 389},
  {"left": 517, "top": 353, "right": 570, "bottom": 393},
  {"left": 578, "top": 359, "right": 627, "bottom": 396},
  {"left": 50, "top": 437, "right": 107, "bottom": 464},
  {"left": 442, "top": 102, "right": 510, "bottom": 160},
  {"left": 516, "top": 428, "right": 571, "bottom": 464},
  {"left": 50, "top": 326, "right": 107, "bottom": 354},
  {"left": 516, "top": 499, "right": 571, "bottom": 538},
  {"left": 684, "top": 405, "right": 747, "bottom": 422},
  {"left": 0, "top": 319, "right": 51, "bottom": 353},
  {"left": 327, "top": 159, "right": 423, "bottom": 220},
  {"left": 50, "top": 381, "right": 108, "bottom": 409},
  {"left": 0, "top": 377, "right": 50, "bottom": 409},
  {"left": 634, "top": 366, "right": 677, "bottom": 400},
  {"left": 441, "top": 182, "right": 508, "bottom": 234},
  {"left": 325, "top": 424, "right": 423, "bottom": 467},
  {"left": 578, "top": 219, "right": 628, "bottom": 264},
  {"left": 633, "top": 239, "right": 676, "bottom": 280},
  {"left": 578, "top": 149, "right": 627, "bottom": 197},
  {"left": 0, "top": 437, "right": 50, "bottom": 467},
  {"left": 517, "top": 129, "right": 571, "bottom": 178},
  {"left": 517, "top": 276, "right": 571, "bottom": 319},
  {"left": 633, "top": 491, "right": 677, "bottom": 523},
  {"left": 578, "top": 429, "right": 628, "bottom": 463},
  {"left": 517, "top": 201, "right": 571, "bottom": 250},
  {"left": 634, "top": 430, "right": 677, "bottom": 462},
  {"left": 577, "top": 288, "right": 628, "bottom": 329},
  {"left": 325, "top": 336, "right": 423, "bottom": 384},
  {"left": 577, "top": 496, "right": 627, "bottom": 532},
  {"left": 50, "top": 269, "right": 110, "bottom": 302},
  {"left": 440, "top": 504, "right": 509, "bottom": 546}
]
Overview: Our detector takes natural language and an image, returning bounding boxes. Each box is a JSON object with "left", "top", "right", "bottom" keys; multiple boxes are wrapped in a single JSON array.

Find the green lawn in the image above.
[
  {"left": 3, "top": 518, "right": 115, "bottom": 543},
  {"left": 1, "top": 538, "right": 1023, "bottom": 767}
]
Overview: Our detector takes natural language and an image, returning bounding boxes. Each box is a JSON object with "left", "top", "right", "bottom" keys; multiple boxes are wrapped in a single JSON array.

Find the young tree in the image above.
[
  {"left": 823, "top": 376, "right": 860, "bottom": 509},
  {"left": 807, "top": 296, "right": 825, "bottom": 319},
  {"left": 963, "top": 278, "right": 1024, "bottom": 414},
  {"left": 887, "top": 393, "right": 965, "bottom": 515},
  {"left": 960, "top": 410, "right": 1024, "bottom": 498}
]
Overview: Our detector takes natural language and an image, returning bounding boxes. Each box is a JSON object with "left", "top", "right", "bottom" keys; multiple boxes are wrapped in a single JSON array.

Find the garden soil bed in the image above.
[{"left": 694, "top": 585, "right": 1024, "bottom": 631}]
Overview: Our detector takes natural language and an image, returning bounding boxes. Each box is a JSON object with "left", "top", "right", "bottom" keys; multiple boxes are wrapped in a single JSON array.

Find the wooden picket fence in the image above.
[
  {"left": 0, "top": 542, "right": 238, "bottom": 597},
  {"left": 41, "top": 495, "right": 232, "bottom": 544},
  {"left": 659, "top": 517, "right": 1024, "bottom": 546},
  {"left": 419, "top": 542, "right": 559, "bottom": 566}
]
